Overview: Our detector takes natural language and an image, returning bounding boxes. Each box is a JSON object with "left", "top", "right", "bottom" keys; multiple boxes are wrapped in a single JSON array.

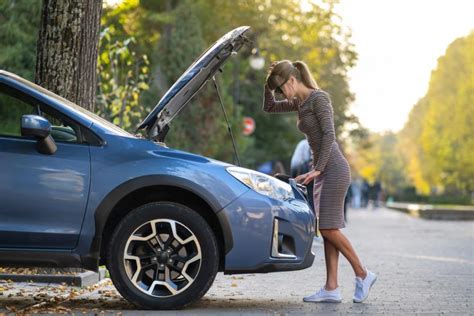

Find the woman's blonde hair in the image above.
[{"left": 266, "top": 60, "right": 318, "bottom": 92}]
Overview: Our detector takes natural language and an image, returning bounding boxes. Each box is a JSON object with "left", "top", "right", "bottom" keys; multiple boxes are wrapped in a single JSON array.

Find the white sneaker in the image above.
[
  {"left": 353, "top": 269, "right": 377, "bottom": 303},
  {"left": 303, "top": 286, "right": 342, "bottom": 303}
]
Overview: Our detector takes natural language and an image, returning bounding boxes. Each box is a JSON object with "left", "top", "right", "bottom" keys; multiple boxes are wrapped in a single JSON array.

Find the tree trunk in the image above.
[
  {"left": 34, "top": 0, "right": 102, "bottom": 275},
  {"left": 35, "top": 0, "right": 103, "bottom": 112}
]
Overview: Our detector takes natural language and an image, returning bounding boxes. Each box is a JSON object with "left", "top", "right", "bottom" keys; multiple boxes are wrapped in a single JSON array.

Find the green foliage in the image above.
[
  {"left": 400, "top": 32, "right": 474, "bottom": 196},
  {"left": 191, "top": 0, "right": 359, "bottom": 167},
  {"left": 96, "top": 26, "right": 150, "bottom": 131},
  {"left": 155, "top": 2, "right": 250, "bottom": 163},
  {"left": 156, "top": 2, "right": 205, "bottom": 84},
  {"left": 0, "top": 1, "right": 41, "bottom": 136},
  {"left": 354, "top": 32, "right": 474, "bottom": 201},
  {"left": 350, "top": 132, "right": 409, "bottom": 196},
  {"left": 1, "top": 0, "right": 360, "bottom": 171},
  {"left": 0, "top": 0, "right": 41, "bottom": 80},
  {"left": 99, "top": 0, "right": 358, "bottom": 169}
]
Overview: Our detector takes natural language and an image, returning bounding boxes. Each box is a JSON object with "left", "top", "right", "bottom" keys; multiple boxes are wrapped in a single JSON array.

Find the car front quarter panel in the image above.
[
  {"left": 74, "top": 137, "right": 249, "bottom": 269},
  {"left": 220, "top": 189, "right": 316, "bottom": 273}
]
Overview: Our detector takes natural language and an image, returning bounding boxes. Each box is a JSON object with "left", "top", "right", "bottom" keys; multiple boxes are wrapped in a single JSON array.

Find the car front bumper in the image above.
[{"left": 220, "top": 183, "right": 316, "bottom": 274}]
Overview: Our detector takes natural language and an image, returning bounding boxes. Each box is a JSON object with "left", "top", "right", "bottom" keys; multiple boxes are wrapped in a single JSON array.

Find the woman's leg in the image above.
[
  {"left": 323, "top": 237, "right": 339, "bottom": 290},
  {"left": 320, "top": 229, "right": 366, "bottom": 278}
]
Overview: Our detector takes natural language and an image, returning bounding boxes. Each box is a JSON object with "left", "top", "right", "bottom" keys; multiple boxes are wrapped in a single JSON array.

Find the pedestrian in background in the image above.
[
  {"left": 351, "top": 177, "right": 363, "bottom": 209},
  {"left": 256, "top": 160, "right": 286, "bottom": 176},
  {"left": 362, "top": 179, "right": 370, "bottom": 208},
  {"left": 371, "top": 180, "right": 382, "bottom": 208},
  {"left": 264, "top": 60, "right": 377, "bottom": 303},
  {"left": 344, "top": 183, "right": 352, "bottom": 222},
  {"left": 290, "top": 138, "right": 312, "bottom": 177}
]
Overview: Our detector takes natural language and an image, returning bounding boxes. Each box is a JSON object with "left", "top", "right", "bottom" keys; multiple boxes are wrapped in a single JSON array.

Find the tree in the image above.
[
  {"left": 351, "top": 33, "right": 473, "bottom": 203},
  {"left": 35, "top": 0, "right": 103, "bottom": 111},
  {"left": 398, "top": 97, "right": 431, "bottom": 194},
  {"left": 33, "top": 0, "right": 103, "bottom": 274},
  {"left": 399, "top": 32, "right": 474, "bottom": 196},
  {"left": 99, "top": 0, "right": 359, "bottom": 169},
  {"left": 420, "top": 32, "right": 474, "bottom": 195},
  {"left": 155, "top": 1, "right": 249, "bottom": 163},
  {"left": 193, "top": 0, "right": 360, "bottom": 167},
  {"left": 0, "top": 1, "right": 41, "bottom": 135},
  {"left": 0, "top": 0, "right": 41, "bottom": 80},
  {"left": 96, "top": 27, "right": 150, "bottom": 131},
  {"left": 349, "top": 132, "right": 408, "bottom": 197}
]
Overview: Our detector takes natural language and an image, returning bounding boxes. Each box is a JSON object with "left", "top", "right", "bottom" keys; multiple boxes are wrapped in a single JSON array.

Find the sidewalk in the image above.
[
  {"left": 386, "top": 201, "right": 474, "bottom": 220},
  {"left": 1, "top": 207, "right": 473, "bottom": 314}
]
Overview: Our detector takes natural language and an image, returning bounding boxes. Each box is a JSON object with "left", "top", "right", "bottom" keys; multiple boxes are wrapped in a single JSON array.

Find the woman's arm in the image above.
[
  {"left": 262, "top": 84, "right": 300, "bottom": 113},
  {"left": 311, "top": 91, "right": 336, "bottom": 172}
]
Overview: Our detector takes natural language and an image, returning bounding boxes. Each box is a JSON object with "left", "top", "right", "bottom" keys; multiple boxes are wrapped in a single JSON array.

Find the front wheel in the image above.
[{"left": 107, "top": 202, "right": 219, "bottom": 309}]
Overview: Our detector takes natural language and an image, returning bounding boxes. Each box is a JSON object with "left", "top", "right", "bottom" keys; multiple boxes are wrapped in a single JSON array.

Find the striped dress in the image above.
[{"left": 263, "top": 85, "right": 351, "bottom": 229}]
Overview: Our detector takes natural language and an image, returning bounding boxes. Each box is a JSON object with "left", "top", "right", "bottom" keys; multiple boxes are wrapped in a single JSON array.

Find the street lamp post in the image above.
[{"left": 249, "top": 48, "right": 265, "bottom": 70}]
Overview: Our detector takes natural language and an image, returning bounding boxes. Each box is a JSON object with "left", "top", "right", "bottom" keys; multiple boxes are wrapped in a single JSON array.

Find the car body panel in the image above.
[
  {"left": 74, "top": 137, "right": 251, "bottom": 263},
  {"left": 137, "top": 26, "right": 250, "bottom": 137},
  {"left": 0, "top": 25, "right": 315, "bottom": 275},
  {"left": 219, "top": 189, "right": 315, "bottom": 272},
  {"left": 0, "top": 137, "right": 90, "bottom": 249}
]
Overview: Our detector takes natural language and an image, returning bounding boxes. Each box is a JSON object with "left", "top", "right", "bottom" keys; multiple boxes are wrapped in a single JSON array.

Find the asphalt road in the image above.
[{"left": 1, "top": 207, "right": 473, "bottom": 315}]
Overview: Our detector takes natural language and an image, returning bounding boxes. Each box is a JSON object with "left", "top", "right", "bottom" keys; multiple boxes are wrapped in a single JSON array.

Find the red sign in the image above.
[{"left": 242, "top": 117, "right": 256, "bottom": 136}]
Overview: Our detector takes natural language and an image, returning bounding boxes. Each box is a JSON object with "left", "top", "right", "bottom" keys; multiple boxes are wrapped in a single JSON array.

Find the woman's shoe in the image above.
[
  {"left": 303, "top": 286, "right": 342, "bottom": 303},
  {"left": 353, "top": 269, "right": 377, "bottom": 303}
]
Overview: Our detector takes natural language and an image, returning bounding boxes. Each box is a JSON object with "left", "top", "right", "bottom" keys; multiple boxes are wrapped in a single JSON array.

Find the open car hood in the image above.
[{"left": 137, "top": 26, "right": 250, "bottom": 140}]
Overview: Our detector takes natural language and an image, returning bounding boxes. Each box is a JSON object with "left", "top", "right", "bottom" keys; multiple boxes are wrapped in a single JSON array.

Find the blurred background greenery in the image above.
[{"left": 0, "top": 0, "right": 472, "bottom": 204}]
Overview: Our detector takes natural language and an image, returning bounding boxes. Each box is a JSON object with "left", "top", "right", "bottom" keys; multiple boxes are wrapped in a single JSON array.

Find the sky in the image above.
[{"left": 332, "top": 0, "right": 474, "bottom": 132}]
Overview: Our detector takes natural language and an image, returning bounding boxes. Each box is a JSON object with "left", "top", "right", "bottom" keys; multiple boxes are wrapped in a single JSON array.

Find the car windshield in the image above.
[
  {"left": 62, "top": 100, "right": 135, "bottom": 137},
  {"left": 5, "top": 72, "right": 135, "bottom": 137}
]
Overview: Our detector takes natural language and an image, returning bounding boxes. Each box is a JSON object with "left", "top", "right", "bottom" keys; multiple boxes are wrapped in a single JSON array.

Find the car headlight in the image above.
[{"left": 226, "top": 166, "right": 294, "bottom": 200}]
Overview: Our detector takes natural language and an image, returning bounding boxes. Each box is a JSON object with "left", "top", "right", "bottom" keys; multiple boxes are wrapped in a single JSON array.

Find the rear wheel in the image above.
[{"left": 107, "top": 202, "right": 219, "bottom": 309}]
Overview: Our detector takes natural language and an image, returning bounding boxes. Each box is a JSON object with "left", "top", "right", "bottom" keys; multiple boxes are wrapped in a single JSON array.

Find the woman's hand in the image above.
[
  {"left": 268, "top": 61, "right": 278, "bottom": 72},
  {"left": 295, "top": 170, "right": 321, "bottom": 185},
  {"left": 266, "top": 61, "right": 279, "bottom": 82}
]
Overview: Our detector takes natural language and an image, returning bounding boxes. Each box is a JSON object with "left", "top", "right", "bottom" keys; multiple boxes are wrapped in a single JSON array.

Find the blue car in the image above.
[{"left": 0, "top": 26, "right": 315, "bottom": 309}]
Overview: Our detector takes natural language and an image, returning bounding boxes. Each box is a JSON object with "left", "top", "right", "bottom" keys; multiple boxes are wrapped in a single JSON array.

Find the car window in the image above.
[
  {"left": 0, "top": 84, "right": 78, "bottom": 143},
  {"left": 0, "top": 86, "right": 36, "bottom": 137},
  {"left": 41, "top": 110, "right": 79, "bottom": 143}
]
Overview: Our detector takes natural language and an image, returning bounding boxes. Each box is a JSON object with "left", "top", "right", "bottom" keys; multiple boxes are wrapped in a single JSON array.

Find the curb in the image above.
[
  {"left": 386, "top": 202, "right": 474, "bottom": 220},
  {"left": 0, "top": 268, "right": 107, "bottom": 287}
]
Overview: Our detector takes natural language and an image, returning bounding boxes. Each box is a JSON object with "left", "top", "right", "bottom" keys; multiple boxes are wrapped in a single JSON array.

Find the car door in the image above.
[{"left": 0, "top": 82, "right": 91, "bottom": 249}]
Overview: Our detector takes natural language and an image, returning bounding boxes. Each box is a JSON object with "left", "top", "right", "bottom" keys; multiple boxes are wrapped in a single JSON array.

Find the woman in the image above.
[{"left": 263, "top": 60, "right": 377, "bottom": 303}]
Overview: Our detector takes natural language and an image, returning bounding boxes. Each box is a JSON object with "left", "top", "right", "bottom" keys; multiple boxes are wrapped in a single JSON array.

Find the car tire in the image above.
[{"left": 107, "top": 201, "right": 219, "bottom": 310}]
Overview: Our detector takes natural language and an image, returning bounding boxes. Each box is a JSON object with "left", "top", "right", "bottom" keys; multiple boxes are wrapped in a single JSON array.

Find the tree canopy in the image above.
[
  {"left": 99, "top": 0, "right": 359, "bottom": 168},
  {"left": 399, "top": 31, "right": 474, "bottom": 196},
  {"left": 350, "top": 32, "right": 473, "bottom": 202}
]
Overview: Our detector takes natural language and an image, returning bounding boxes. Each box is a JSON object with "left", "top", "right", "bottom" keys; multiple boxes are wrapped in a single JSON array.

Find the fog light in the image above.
[{"left": 271, "top": 219, "right": 297, "bottom": 259}]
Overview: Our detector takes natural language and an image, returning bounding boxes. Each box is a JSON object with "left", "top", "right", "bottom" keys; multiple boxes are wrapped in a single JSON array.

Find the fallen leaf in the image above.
[{"left": 5, "top": 305, "right": 16, "bottom": 312}]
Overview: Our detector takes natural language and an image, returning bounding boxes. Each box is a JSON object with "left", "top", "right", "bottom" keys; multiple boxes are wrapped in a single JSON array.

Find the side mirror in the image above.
[{"left": 21, "top": 115, "right": 57, "bottom": 155}]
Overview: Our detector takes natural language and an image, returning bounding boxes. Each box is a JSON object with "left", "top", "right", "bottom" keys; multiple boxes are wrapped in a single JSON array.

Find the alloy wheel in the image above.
[{"left": 123, "top": 219, "right": 202, "bottom": 297}]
